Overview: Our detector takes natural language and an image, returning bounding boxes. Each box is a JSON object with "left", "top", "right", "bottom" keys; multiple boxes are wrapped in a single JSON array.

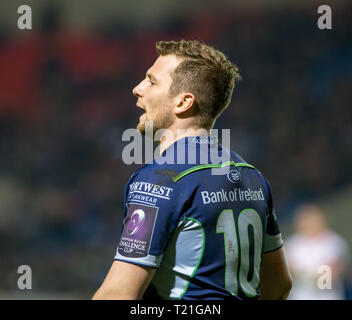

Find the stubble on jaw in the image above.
[{"left": 136, "top": 106, "right": 175, "bottom": 137}]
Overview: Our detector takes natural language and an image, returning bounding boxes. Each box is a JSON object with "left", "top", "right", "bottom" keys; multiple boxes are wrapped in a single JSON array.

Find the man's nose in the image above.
[{"left": 132, "top": 81, "right": 143, "bottom": 98}]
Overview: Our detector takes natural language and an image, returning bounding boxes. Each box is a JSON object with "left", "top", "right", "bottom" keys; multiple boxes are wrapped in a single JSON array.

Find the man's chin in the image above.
[
  {"left": 137, "top": 120, "right": 152, "bottom": 137},
  {"left": 137, "top": 119, "right": 166, "bottom": 137},
  {"left": 137, "top": 122, "right": 145, "bottom": 135}
]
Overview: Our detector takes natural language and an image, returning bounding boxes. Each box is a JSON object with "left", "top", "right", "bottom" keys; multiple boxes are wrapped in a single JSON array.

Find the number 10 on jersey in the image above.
[{"left": 216, "top": 208, "right": 263, "bottom": 297}]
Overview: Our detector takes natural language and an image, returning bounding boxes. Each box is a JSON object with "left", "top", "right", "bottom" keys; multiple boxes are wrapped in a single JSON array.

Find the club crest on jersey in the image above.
[
  {"left": 227, "top": 170, "right": 241, "bottom": 183},
  {"left": 127, "top": 209, "right": 145, "bottom": 235}
]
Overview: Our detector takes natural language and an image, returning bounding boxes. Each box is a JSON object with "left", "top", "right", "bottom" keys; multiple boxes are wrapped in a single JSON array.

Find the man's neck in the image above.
[{"left": 159, "top": 127, "right": 210, "bottom": 155}]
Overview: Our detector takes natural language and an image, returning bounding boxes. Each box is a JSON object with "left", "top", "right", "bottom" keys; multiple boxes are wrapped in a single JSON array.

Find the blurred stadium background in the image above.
[{"left": 0, "top": 0, "right": 351, "bottom": 299}]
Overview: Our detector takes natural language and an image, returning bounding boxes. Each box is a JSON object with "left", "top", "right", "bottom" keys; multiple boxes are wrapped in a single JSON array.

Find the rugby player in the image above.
[{"left": 92, "top": 40, "right": 292, "bottom": 300}]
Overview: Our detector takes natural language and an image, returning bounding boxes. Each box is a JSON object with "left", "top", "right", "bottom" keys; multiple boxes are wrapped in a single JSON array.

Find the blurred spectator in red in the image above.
[{"left": 286, "top": 204, "right": 350, "bottom": 300}]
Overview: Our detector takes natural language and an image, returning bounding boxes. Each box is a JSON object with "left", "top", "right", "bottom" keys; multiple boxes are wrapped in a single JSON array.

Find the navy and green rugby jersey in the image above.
[{"left": 115, "top": 136, "right": 283, "bottom": 300}]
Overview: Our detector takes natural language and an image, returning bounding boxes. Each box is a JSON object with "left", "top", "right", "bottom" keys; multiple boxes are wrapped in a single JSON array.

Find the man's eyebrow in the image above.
[{"left": 146, "top": 73, "right": 158, "bottom": 82}]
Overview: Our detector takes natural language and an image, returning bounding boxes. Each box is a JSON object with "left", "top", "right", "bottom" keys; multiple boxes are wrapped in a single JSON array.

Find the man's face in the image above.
[{"left": 132, "top": 54, "right": 182, "bottom": 135}]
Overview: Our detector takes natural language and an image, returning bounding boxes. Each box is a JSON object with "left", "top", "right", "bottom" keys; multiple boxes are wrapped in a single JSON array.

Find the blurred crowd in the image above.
[{"left": 0, "top": 4, "right": 351, "bottom": 297}]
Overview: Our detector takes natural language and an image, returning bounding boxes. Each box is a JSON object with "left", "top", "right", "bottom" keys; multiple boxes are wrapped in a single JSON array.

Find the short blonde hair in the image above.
[{"left": 156, "top": 40, "right": 241, "bottom": 129}]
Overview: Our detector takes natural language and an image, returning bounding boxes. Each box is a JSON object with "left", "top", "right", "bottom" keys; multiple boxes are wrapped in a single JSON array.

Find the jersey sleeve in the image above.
[
  {"left": 262, "top": 180, "right": 284, "bottom": 254},
  {"left": 114, "top": 166, "right": 183, "bottom": 268}
]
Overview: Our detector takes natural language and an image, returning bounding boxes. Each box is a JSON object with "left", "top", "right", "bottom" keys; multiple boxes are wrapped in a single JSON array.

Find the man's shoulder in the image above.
[
  {"left": 129, "top": 161, "right": 201, "bottom": 189},
  {"left": 129, "top": 161, "right": 178, "bottom": 181},
  {"left": 127, "top": 145, "right": 268, "bottom": 190}
]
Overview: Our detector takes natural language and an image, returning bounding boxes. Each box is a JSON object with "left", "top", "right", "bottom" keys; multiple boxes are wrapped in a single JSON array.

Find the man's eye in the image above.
[{"left": 148, "top": 79, "right": 155, "bottom": 86}]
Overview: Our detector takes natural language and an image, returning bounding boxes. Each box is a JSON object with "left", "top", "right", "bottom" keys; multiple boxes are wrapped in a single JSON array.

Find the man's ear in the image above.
[{"left": 174, "top": 93, "right": 195, "bottom": 115}]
